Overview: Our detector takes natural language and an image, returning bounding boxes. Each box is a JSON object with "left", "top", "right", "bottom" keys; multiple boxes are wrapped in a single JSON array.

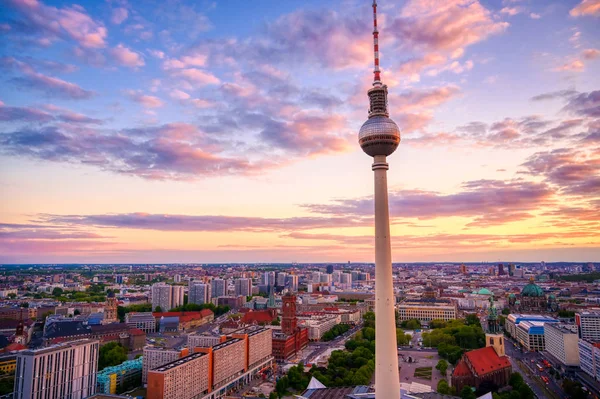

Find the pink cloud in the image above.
[
  {"left": 391, "top": 85, "right": 461, "bottom": 113},
  {"left": 109, "top": 44, "right": 145, "bottom": 68},
  {"left": 176, "top": 68, "right": 220, "bottom": 86},
  {"left": 583, "top": 48, "right": 600, "bottom": 60},
  {"left": 111, "top": 7, "right": 128, "bottom": 24},
  {"left": 5, "top": 0, "right": 107, "bottom": 48},
  {"left": 554, "top": 59, "right": 585, "bottom": 72},
  {"left": 170, "top": 89, "right": 191, "bottom": 100},
  {"left": 126, "top": 91, "right": 164, "bottom": 108},
  {"left": 570, "top": 0, "right": 600, "bottom": 17},
  {"left": 391, "top": 0, "right": 509, "bottom": 52}
]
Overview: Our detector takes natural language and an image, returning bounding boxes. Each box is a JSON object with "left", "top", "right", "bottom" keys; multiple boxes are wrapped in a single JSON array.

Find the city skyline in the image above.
[{"left": 1, "top": 0, "right": 600, "bottom": 264}]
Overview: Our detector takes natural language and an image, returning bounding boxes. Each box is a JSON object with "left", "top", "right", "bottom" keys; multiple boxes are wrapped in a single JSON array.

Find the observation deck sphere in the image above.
[{"left": 358, "top": 115, "right": 401, "bottom": 157}]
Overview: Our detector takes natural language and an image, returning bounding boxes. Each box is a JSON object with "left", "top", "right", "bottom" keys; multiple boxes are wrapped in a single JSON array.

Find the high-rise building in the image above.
[
  {"left": 578, "top": 339, "right": 600, "bottom": 381},
  {"left": 151, "top": 283, "right": 184, "bottom": 312},
  {"left": 174, "top": 274, "right": 182, "bottom": 283},
  {"left": 189, "top": 281, "right": 211, "bottom": 305},
  {"left": 276, "top": 272, "right": 288, "bottom": 287},
  {"left": 147, "top": 352, "right": 211, "bottom": 399},
  {"left": 285, "top": 275, "right": 299, "bottom": 292},
  {"left": 262, "top": 272, "right": 275, "bottom": 287},
  {"left": 544, "top": 323, "right": 579, "bottom": 366},
  {"left": 326, "top": 265, "right": 334, "bottom": 274},
  {"left": 319, "top": 274, "right": 332, "bottom": 284},
  {"left": 577, "top": 311, "right": 600, "bottom": 341},
  {"left": 211, "top": 279, "right": 227, "bottom": 299},
  {"left": 14, "top": 339, "right": 99, "bottom": 399},
  {"left": 498, "top": 263, "right": 505, "bottom": 276},
  {"left": 142, "top": 346, "right": 189, "bottom": 385},
  {"left": 234, "top": 278, "right": 252, "bottom": 297},
  {"left": 340, "top": 272, "right": 352, "bottom": 285}
]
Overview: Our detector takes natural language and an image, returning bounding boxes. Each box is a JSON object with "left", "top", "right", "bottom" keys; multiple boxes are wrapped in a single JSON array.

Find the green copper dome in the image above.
[
  {"left": 522, "top": 282, "right": 544, "bottom": 297},
  {"left": 508, "top": 293, "right": 516, "bottom": 298},
  {"left": 477, "top": 288, "right": 493, "bottom": 296}
]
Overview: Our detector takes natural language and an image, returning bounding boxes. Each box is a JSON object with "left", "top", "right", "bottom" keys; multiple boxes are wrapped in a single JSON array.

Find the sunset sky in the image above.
[{"left": 1, "top": 0, "right": 599, "bottom": 264}]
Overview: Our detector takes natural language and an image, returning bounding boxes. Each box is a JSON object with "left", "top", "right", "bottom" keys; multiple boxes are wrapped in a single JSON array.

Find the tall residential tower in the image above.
[{"left": 358, "top": 1, "right": 401, "bottom": 397}]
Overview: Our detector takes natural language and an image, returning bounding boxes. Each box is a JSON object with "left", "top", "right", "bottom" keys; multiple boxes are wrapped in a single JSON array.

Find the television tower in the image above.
[{"left": 358, "top": 1, "right": 401, "bottom": 397}]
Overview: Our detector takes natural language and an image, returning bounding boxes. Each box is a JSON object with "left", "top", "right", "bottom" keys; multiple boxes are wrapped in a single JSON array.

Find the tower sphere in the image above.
[{"left": 358, "top": 115, "right": 401, "bottom": 157}]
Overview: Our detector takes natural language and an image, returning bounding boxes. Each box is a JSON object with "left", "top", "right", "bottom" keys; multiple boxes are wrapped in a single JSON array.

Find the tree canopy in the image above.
[{"left": 98, "top": 342, "right": 127, "bottom": 370}]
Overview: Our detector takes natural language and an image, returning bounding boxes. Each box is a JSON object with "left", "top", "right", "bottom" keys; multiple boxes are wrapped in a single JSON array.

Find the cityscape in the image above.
[{"left": 1, "top": 0, "right": 599, "bottom": 399}]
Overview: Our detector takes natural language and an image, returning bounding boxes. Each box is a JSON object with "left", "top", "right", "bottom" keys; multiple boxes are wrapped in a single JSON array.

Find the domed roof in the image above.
[
  {"left": 521, "top": 282, "right": 544, "bottom": 297},
  {"left": 476, "top": 288, "right": 493, "bottom": 296},
  {"left": 508, "top": 293, "right": 516, "bottom": 298},
  {"left": 358, "top": 116, "right": 401, "bottom": 157}
]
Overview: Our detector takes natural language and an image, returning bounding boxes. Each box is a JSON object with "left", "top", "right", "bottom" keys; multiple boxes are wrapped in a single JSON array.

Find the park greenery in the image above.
[
  {"left": 437, "top": 379, "right": 456, "bottom": 395},
  {"left": 98, "top": 342, "right": 128, "bottom": 370},
  {"left": 422, "top": 317, "right": 485, "bottom": 364},
  {"left": 117, "top": 303, "right": 152, "bottom": 322},
  {"left": 322, "top": 323, "right": 351, "bottom": 341},
  {"left": 558, "top": 310, "right": 576, "bottom": 318},
  {"left": 400, "top": 318, "right": 421, "bottom": 330},
  {"left": 42, "top": 284, "right": 108, "bottom": 303},
  {"left": 436, "top": 359, "right": 448, "bottom": 375},
  {"left": 489, "top": 372, "right": 535, "bottom": 399},
  {"left": 558, "top": 272, "right": 600, "bottom": 282},
  {"left": 562, "top": 379, "right": 589, "bottom": 399}
]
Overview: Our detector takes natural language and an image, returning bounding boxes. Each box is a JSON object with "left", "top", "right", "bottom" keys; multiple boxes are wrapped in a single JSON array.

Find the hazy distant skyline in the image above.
[{"left": 1, "top": 0, "right": 599, "bottom": 263}]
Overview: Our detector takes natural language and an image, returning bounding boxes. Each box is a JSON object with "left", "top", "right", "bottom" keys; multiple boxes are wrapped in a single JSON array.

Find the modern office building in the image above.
[
  {"left": 285, "top": 275, "right": 299, "bottom": 292},
  {"left": 506, "top": 314, "right": 559, "bottom": 351},
  {"left": 97, "top": 357, "right": 143, "bottom": 394},
  {"left": 13, "top": 339, "right": 99, "bottom": 399},
  {"left": 142, "top": 346, "right": 189, "bottom": 385},
  {"left": 189, "top": 281, "right": 211, "bottom": 305},
  {"left": 151, "top": 283, "right": 184, "bottom": 312},
  {"left": 276, "top": 273, "right": 288, "bottom": 288},
  {"left": 576, "top": 311, "right": 600, "bottom": 341},
  {"left": 234, "top": 278, "right": 252, "bottom": 297},
  {"left": 126, "top": 312, "right": 156, "bottom": 334},
  {"left": 211, "top": 279, "right": 227, "bottom": 299},
  {"left": 544, "top": 323, "right": 579, "bottom": 366},
  {"left": 396, "top": 299, "right": 458, "bottom": 322}
]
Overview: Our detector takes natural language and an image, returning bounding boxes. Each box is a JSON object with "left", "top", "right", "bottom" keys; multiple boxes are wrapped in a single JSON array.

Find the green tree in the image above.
[
  {"left": 155, "top": 306, "right": 163, "bottom": 312},
  {"left": 52, "top": 287, "right": 64, "bottom": 296},
  {"left": 401, "top": 319, "right": 421, "bottom": 330},
  {"left": 436, "top": 359, "right": 448, "bottom": 375},
  {"left": 269, "top": 393, "right": 277, "bottom": 399},
  {"left": 363, "top": 312, "right": 375, "bottom": 328},
  {"left": 465, "top": 314, "right": 480, "bottom": 326},
  {"left": 271, "top": 317, "right": 281, "bottom": 326},
  {"left": 7, "top": 293, "right": 16, "bottom": 299},
  {"left": 509, "top": 372, "right": 524, "bottom": 388},
  {"left": 502, "top": 308, "right": 510, "bottom": 315},
  {"left": 276, "top": 376, "right": 289, "bottom": 398},
  {"left": 437, "top": 379, "right": 450, "bottom": 394},
  {"left": 73, "top": 309, "right": 81, "bottom": 316},
  {"left": 98, "top": 342, "right": 127, "bottom": 370},
  {"left": 460, "top": 386, "right": 477, "bottom": 399}
]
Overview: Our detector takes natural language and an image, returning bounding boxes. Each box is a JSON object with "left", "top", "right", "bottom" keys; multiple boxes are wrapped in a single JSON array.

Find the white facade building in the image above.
[
  {"left": 14, "top": 339, "right": 99, "bottom": 399},
  {"left": 234, "top": 278, "right": 252, "bottom": 297},
  {"left": 544, "top": 323, "right": 580, "bottom": 366},
  {"left": 577, "top": 312, "right": 600, "bottom": 341},
  {"left": 579, "top": 339, "right": 600, "bottom": 381},
  {"left": 211, "top": 279, "right": 227, "bottom": 299}
]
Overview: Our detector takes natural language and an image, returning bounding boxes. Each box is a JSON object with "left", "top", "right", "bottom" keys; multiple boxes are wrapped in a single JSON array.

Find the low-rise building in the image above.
[
  {"left": 187, "top": 332, "right": 224, "bottom": 349},
  {"left": 396, "top": 298, "right": 457, "bottom": 322},
  {"left": 96, "top": 357, "right": 143, "bottom": 395},
  {"left": 125, "top": 312, "right": 156, "bottom": 334},
  {"left": 301, "top": 316, "right": 340, "bottom": 341},
  {"left": 505, "top": 314, "right": 559, "bottom": 345}
]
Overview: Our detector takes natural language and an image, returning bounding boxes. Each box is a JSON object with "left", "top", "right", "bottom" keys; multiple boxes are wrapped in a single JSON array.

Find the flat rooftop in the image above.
[{"left": 152, "top": 351, "right": 207, "bottom": 373}]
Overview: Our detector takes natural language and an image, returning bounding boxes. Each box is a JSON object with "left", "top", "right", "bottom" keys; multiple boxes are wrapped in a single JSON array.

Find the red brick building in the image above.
[
  {"left": 272, "top": 294, "right": 308, "bottom": 361},
  {"left": 452, "top": 346, "right": 512, "bottom": 392}
]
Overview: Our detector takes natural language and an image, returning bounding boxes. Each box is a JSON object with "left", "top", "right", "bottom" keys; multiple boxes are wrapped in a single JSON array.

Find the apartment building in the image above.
[
  {"left": 544, "top": 323, "right": 579, "bottom": 366},
  {"left": 142, "top": 346, "right": 189, "bottom": 385},
  {"left": 146, "top": 352, "right": 210, "bottom": 399},
  {"left": 396, "top": 299, "right": 457, "bottom": 322}
]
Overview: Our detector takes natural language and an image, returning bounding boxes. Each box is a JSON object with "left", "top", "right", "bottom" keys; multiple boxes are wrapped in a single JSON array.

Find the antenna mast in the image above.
[{"left": 372, "top": 0, "right": 381, "bottom": 86}]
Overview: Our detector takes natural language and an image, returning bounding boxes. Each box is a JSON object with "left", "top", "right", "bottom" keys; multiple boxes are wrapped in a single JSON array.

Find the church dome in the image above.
[
  {"left": 476, "top": 288, "right": 493, "bottom": 296},
  {"left": 521, "top": 282, "right": 544, "bottom": 297}
]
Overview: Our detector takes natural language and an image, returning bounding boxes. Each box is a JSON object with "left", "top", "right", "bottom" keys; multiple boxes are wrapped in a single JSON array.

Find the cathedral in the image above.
[{"left": 507, "top": 277, "right": 558, "bottom": 313}]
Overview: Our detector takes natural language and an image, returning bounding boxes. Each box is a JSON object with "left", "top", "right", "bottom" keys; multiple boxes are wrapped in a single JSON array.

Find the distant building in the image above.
[
  {"left": 125, "top": 312, "right": 156, "bottom": 334},
  {"left": 234, "top": 278, "right": 252, "bottom": 297},
  {"left": 153, "top": 310, "right": 214, "bottom": 332},
  {"left": 211, "top": 279, "right": 227, "bottom": 298},
  {"left": 326, "top": 265, "right": 334, "bottom": 274},
  {"left": 272, "top": 294, "right": 308, "bottom": 360},
  {"left": 151, "top": 283, "right": 184, "bottom": 312},
  {"left": 396, "top": 298, "right": 457, "bottom": 322},
  {"left": 544, "top": 323, "right": 579, "bottom": 366},
  {"left": 189, "top": 281, "right": 211, "bottom": 305},
  {"left": 576, "top": 311, "right": 600, "bottom": 341},
  {"left": 104, "top": 291, "right": 118, "bottom": 323},
  {"left": 14, "top": 339, "right": 99, "bottom": 399},
  {"left": 188, "top": 332, "right": 224, "bottom": 349},
  {"left": 285, "top": 275, "right": 299, "bottom": 292},
  {"left": 277, "top": 273, "right": 288, "bottom": 287},
  {"left": 217, "top": 295, "right": 246, "bottom": 309}
]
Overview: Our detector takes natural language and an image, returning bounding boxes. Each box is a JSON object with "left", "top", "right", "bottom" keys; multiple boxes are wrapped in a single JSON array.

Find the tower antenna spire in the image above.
[{"left": 372, "top": 0, "right": 381, "bottom": 86}]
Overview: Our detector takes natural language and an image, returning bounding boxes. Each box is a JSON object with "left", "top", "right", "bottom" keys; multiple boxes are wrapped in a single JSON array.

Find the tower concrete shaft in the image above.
[{"left": 373, "top": 154, "right": 400, "bottom": 398}]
